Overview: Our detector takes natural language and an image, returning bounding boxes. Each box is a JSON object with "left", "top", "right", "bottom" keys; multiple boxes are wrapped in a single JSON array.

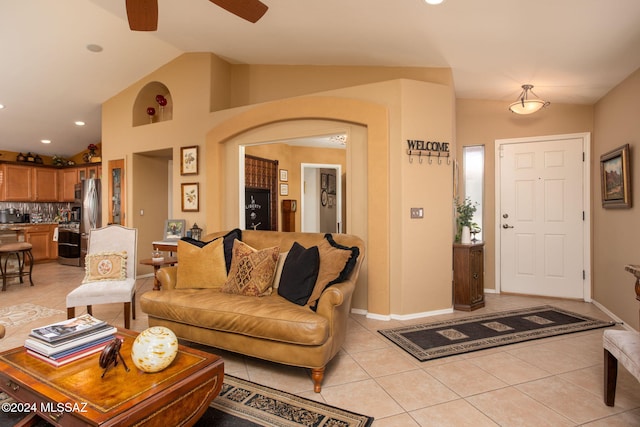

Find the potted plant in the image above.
[{"left": 455, "top": 197, "right": 478, "bottom": 243}]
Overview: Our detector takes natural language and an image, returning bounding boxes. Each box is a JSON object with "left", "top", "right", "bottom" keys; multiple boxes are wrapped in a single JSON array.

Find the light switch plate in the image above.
[{"left": 410, "top": 208, "right": 424, "bottom": 218}]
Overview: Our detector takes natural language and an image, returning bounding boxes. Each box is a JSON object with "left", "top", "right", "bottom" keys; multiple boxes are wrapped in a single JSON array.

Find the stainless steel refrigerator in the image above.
[{"left": 76, "top": 178, "right": 101, "bottom": 267}]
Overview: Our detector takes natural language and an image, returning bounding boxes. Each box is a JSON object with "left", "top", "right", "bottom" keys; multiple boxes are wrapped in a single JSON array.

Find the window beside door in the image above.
[{"left": 463, "top": 146, "right": 484, "bottom": 241}]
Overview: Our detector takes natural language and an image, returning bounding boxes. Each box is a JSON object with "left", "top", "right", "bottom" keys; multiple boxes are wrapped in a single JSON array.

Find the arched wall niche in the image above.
[
  {"left": 132, "top": 81, "right": 173, "bottom": 127},
  {"left": 204, "top": 96, "right": 390, "bottom": 315}
]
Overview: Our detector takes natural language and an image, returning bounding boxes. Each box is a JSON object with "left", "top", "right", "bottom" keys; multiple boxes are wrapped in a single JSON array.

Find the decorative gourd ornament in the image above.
[{"left": 130, "top": 326, "right": 178, "bottom": 373}]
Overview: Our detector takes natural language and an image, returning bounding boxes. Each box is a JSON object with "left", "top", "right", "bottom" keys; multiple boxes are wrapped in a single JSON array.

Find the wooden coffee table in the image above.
[{"left": 0, "top": 328, "right": 224, "bottom": 426}]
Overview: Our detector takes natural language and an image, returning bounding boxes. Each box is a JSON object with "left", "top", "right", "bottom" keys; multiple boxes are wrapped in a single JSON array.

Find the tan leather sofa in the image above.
[{"left": 140, "top": 230, "right": 365, "bottom": 392}]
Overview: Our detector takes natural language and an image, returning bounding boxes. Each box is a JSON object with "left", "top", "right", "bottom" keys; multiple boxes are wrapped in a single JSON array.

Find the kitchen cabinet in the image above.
[
  {"left": 59, "top": 164, "right": 102, "bottom": 202},
  {"left": 0, "top": 164, "right": 33, "bottom": 201},
  {"left": 453, "top": 242, "right": 485, "bottom": 311},
  {"left": 0, "top": 162, "right": 102, "bottom": 202},
  {"left": 79, "top": 164, "right": 101, "bottom": 181},
  {"left": 59, "top": 168, "right": 79, "bottom": 202},
  {"left": 32, "top": 168, "right": 58, "bottom": 201},
  {"left": 23, "top": 224, "right": 58, "bottom": 261}
]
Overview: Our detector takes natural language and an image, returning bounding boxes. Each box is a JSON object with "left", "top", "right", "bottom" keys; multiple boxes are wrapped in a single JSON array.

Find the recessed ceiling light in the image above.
[
  {"left": 75, "top": 121, "right": 86, "bottom": 126},
  {"left": 86, "top": 44, "right": 103, "bottom": 53},
  {"left": 41, "top": 139, "right": 51, "bottom": 144},
  {"left": 0, "top": 104, "right": 5, "bottom": 109},
  {"left": 425, "top": 0, "right": 444, "bottom": 4}
]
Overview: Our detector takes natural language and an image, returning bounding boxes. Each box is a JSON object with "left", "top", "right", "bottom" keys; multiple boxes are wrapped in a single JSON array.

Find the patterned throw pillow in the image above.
[
  {"left": 83, "top": 251, "right": 127, "bottom": 283},
  {"left": 221, "top": 240, "right": 279, "bottom": 297}
]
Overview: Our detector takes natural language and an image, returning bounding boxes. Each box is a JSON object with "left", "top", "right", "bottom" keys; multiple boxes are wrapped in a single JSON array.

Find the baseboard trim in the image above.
[
  {"left": 591, "top": 299, "right": 636, "bottom": 332},
  {"left": 352, "top": 307, "right": 455, "bottom": 321}
]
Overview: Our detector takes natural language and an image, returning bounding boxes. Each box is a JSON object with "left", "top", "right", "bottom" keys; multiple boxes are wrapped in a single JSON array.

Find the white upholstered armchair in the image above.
[{"left": 66, "top": 225, "right": 138, "bottom": 329}]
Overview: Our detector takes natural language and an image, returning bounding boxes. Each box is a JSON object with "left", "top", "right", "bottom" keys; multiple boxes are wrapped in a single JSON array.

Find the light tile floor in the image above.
[{"left": 1, "top": 262, "right": 640, "bottom": 426}]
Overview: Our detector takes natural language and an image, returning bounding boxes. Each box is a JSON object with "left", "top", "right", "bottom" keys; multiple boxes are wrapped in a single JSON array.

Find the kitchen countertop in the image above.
[{"left": 0, "top": 222, "right": 57, "bottom": 230}]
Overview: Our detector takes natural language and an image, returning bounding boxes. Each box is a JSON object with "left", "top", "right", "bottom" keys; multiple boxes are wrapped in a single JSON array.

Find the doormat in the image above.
[
  {"left": 0, "top": 303, "right": 64, "bottom": 327},
  {"left": 378, "top": 305, "right": 615, "bottom": 362},
  {"left": 1, "top": 375, "right": 374, "bottom": 427}
]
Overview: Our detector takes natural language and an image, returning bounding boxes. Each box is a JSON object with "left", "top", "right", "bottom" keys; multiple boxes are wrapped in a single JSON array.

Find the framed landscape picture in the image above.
[
  {"left": 180, "top": 146, "right": 198, "bottom": 175},
  {"left": 164, "top": 219, "right": 186, "bottom": 240},
  {"left": 181, "top": 183, "right": 199, "bottom": 211},
  {"left": 600, "top": 144, "right": 631, "bottom": 208}
]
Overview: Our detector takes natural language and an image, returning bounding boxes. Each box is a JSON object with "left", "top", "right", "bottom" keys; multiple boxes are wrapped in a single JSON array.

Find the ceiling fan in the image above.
[{"left": 125, "top": 0, "right": 268, "bottom": 31}]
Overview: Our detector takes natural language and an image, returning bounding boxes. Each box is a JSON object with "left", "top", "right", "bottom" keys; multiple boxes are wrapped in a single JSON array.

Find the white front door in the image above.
[{"left": 498, "top": 135, "right": 588, "bottom": 299}]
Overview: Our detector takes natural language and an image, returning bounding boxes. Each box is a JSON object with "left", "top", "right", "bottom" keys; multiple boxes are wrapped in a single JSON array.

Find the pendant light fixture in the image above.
[{"left": 508, "top": 84, "right": 550, "bottom": 114}]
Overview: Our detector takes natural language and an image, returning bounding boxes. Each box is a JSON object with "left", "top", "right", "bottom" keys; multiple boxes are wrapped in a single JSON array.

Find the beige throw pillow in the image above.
[
  {"left": 83, "top": 251, "right": 127, "bottom": 283},
  {"left": 306, "top": 239, "right": 352, "bottom": 307},
  {"left": 221, "top": 240, "right": 279, "bottom": 297},
  {"left": 176, "top": 238, "right": 227, "bottom": 289},
  {"left": 271, "top": 251, "right": 289, "bottom": 289}
]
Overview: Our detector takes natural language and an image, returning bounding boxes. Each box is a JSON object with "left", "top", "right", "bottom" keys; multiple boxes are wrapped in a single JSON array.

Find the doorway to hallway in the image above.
[{"left": 301, "top": 164, "right": 342, "bottom": 233}]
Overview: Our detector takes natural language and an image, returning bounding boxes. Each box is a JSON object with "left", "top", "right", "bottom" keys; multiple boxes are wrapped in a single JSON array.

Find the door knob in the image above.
[{"left": 502, "top": 224, "right": 514, "bottom": 229}]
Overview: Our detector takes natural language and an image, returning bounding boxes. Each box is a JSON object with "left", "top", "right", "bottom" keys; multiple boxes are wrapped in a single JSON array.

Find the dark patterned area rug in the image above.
[
  {"left": 0, "top": 375, "right": 373, "bottom": 427},
  {"left": 379, "top": 305, "right": 615, "bottom": 362},
  {"left": 198, "top": 375, "right": 373, "bottom": 427}
]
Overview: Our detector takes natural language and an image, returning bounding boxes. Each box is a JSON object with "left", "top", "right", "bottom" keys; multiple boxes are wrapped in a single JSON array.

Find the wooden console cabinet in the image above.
[
  {"left": 453, "top": 242, "right": 485, "bottom": 311},
  {"left": 281, "top": 199, "right": 296, "bottom": 232}
]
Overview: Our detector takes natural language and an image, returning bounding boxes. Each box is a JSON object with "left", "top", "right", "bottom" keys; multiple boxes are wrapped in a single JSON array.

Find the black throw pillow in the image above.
[
  {"left": 180, "top": 228, "right": 241, "bottom": 273},
  {"left": 180, "top": 236, "right": 206, "bottom": 247},
  {"left": 222, "top": 229, "right": 242, "bottom": 273},
  {"left": 278, "top": 242, "right": 320, "bottom": 306}
]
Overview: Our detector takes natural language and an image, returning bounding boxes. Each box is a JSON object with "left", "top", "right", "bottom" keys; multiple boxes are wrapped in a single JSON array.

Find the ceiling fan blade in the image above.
[
  {"left": 126, "top": 0, "right": 158, "bottom": 31},
  {"left": 209, "top": 0, "right": 268, "bottom": 23}
]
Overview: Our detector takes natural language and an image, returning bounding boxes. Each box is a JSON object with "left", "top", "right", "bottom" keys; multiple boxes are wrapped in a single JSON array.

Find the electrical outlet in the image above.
[{"left": 410, "top": 208, "right": 424, "bottom": 218}]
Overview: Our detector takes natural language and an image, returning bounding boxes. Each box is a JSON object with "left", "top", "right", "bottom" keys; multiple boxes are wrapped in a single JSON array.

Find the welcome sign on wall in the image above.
[{"left": 406, "top": 139, "right": 451, "bottom": 165}]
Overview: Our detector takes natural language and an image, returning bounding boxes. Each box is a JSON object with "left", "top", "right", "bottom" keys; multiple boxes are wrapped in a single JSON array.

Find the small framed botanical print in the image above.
[
  {"left": 180, "top": 146, "right": 198, "bottom": 175},
  {"left": 280, "top": 183, "right": 289, "bottom": 196},
  {"left": 280, "top": 169, "right": 288, "bottom": 182},
  {"left": 181, "top": 182, "right": 199, "bottom": 212}
]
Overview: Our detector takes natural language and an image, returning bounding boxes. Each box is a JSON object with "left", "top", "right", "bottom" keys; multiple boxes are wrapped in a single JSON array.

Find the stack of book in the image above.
[{"left": 25, "top": 314, "right": 117, "bottom": 367}]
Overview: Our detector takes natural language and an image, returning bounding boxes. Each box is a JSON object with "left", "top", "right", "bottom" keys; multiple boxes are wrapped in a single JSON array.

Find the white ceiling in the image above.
[{"left": 2, "top": 0, "right": 640, "bottom": 158}]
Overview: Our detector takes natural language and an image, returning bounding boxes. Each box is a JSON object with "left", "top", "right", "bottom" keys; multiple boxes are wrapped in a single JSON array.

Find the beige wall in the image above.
[
  {"left": 103, "top": 51, "right": 640, "bottom": 326},
  {"left": 102, "top": 53, "right": 215, "bottom": 236},
  {"left": 229, "top": 64, "right": 452, "bottom": 107},
  {"left": 131, "top": 153, "right": 169, "bottom": 276},
  {"left": 593, "top": 68, "right": 640, "bottom": 330},
  {"left": 103, "top": 53, "right": 456, "bottom": 317},
  {"left": 456, "top": 100, "right": 594, "bottom": 293},
  {"left": 396, "top": 80, "right": 454, "bottom": 315},
  {"left": 204, "top": 95, "right": 390, "bottom": 314}
]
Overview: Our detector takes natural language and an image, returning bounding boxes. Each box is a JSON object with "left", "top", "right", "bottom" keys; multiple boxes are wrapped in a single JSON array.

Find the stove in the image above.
[
  {"left": 58, "top": 222, "right": 81, "bottom": 266},
  {"left": 58, "top": 222, "right": 80, "bottom": 232}
]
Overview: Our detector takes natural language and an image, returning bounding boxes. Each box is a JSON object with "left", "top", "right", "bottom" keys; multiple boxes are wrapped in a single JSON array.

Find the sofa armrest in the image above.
[
  {"left": 157, "top": 266, "right": 178, "bottom": 290},
  {"left": 315, "top": 279, "right": 355, "bottom": 337}
]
